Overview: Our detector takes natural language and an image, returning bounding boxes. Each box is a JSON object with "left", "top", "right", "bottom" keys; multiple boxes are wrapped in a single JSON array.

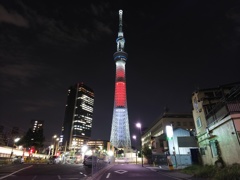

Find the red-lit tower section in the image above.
[{"left": 110, "top": 10, "right": 131, "bottom": 149}]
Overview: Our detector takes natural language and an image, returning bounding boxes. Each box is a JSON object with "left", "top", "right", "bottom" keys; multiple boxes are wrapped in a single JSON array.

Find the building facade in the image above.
[
  {"left": 141, "top": 113, "right": 197, "bottom": 166},
  {"left": 142, "top": 112, "right": 195, "bottom": 153},
  {"left": 87, "top": 140, "right": 114, "bottom": 154},
  {"left": 110, "top": 10, "right": 131, "bottom": 150},
  {"left": 31, "top": 120, "right": 44, "bottom": 133},
  {"left": 60, "top": 83, "right": 94, "bottom": 151},
  {"left": 192, "top": 82, "right": 240, "bottom": 166}
]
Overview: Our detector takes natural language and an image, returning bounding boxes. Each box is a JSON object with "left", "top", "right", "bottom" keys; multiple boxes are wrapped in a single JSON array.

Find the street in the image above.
[
  {"left": 0, "top": 163, "right": 205, "bottom": 180},
  {"left": 94, "top": 164, "right": 192, "bottom": 180},
  {"left": 0, "top": 163, "right": 91, "bottom": 180}
]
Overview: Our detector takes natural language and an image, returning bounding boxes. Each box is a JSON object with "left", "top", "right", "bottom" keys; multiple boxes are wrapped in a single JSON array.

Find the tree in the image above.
[
  {"left": 17, "top": 128, "right": 45, "bottom": 153},
  {"left": 142, "top": 144, "right": 152, "bottom": 163}
]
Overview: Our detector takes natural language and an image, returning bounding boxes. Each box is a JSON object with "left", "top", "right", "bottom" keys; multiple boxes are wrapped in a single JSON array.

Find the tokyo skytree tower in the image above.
[{"left": 110, "top": 10, "right": 131, "bottom": 149}]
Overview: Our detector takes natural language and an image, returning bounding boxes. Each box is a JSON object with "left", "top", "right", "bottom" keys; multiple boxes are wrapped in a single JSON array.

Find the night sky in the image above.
[{"left": 0, "top": 0, "right": 239, "bottom": 145}]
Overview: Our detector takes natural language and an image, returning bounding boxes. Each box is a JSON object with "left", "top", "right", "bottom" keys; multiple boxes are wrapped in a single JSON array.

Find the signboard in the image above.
[
  {"left": 166, "top": 125, "right": 173, "bottom": 140},
  {"left": 177, "top": 136, "right": 198, "bottom": 147}
]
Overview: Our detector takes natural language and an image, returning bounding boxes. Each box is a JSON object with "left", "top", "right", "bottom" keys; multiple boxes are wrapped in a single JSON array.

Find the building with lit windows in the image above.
[
  {"left": 87, "top": 140, "right": 114, "bottom": 154},
  {"left": 60, "top": 83, "right": 94, "bottom": 151},
  {"left": 110, "top": 10, "right": 131, "bottom": 150},
  {"left": 31, "top": 120, "right": 44, "bottom": 133}
]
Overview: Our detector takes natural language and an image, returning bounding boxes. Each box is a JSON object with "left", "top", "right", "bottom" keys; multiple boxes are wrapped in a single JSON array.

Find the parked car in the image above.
[
  {"left": 12, "top": 156, "right": 24, "bottom": 164},
  {"left": 83, "top": 155, "right": 98, "bottom": 167},
  {"left": 65, "top": 156, "right": 77, "bottom": 164},
  {"left": 47, "top": 155, "right": 61, "bottom": 164}
]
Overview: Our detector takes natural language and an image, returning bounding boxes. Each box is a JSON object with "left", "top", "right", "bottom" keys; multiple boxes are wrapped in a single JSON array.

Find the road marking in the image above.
[
  {"left": 31, "top": 176, "right": 37, "bottom": 180},
  {"left": 79, "top": 172, "right": 87, "bottom": 177},
  {"left": 58, "top": 175, "right": 61, "bottom": 179},
  {"left": 106, "top": 173, "right": 111, "bottom": 178},
  {"left": 0, "top": 165, "right": 33, "bottom": 180},
  {"left": 114, "top": 170, "right": 127, "bottom": 174}
]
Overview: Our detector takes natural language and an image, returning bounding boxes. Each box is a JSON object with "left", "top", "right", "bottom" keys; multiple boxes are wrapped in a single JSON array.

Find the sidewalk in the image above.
[{"left": 144, "top": 164, "right": 197, "bottom": 180}]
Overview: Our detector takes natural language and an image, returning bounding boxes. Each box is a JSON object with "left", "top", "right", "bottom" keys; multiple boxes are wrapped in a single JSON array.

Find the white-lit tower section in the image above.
[{"left": 110, "top": 10, "right": 131, "bottom": 149}]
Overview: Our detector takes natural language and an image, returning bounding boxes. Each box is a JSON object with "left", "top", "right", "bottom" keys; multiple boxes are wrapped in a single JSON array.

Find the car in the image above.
[
  {"left": 12, "top": 156, "right": 24, "bottom": 164},
  {"left": 47, "top": 155, "right": 61, "bottom": 164},
  {"left": 83, "top": 155, "right": 98, "bottom": 167},
  {"left": 65, "top": 156, "right": 77, "bottom": 164}
]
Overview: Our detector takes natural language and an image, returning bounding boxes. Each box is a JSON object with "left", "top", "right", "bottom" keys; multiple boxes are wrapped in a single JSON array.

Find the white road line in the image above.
[
  {"left": 106, "top": 173, "right": 111, "bottom": 178},
  {"left": 31, "top": 175, "right": 37, "bottom": 180},
  {"left": 0, "top": 165, "right": 33, "bottom": 180},
  {"left": 58, "top": 175, "right": 61, "bottom": 179}
]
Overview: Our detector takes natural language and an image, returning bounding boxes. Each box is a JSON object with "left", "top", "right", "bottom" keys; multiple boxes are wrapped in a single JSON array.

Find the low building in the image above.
[
  {"left": 192, "top": 82, "right": 240, "bottom": 166},
  {"left": 141, "top": 112, "right": 198, "bottom": 166}
]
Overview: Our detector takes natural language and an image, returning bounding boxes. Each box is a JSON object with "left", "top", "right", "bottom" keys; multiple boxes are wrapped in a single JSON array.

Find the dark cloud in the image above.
[
  {"left": 0, "top": 4, "right": 29, "bottom": 27},
  {"left": 19, "top": 99, "right": 57, "bottom": 112},
  {"left": 0, "top": 1, "right": 114, "bottom": 48},
  {"left": 0, "top": 60, "right": 48, "bottom": 90}
]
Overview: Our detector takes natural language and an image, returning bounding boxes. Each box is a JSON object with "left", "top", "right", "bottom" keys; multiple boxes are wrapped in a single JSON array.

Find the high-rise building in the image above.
[
  {"left": 110, "top": 10, "right": 131, "bottom": 149},
  {"left": 60, "top": 83, "right": 94, "bottom": 151},
  {"left": 31, "top": 119, "right": 44, "bottom": 133}
]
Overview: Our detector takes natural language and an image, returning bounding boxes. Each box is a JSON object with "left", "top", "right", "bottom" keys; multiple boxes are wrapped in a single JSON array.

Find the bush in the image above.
[
  {"left": 180, "top": 164, "right": 203, "bottom": 175},
  {"left": 213, "top": 163, "right": 240, "bottom": 180},
  {"left": 180, "top": 163, "right": 240, "bottom": 180},
  {"left": 194, "top": 165, "right": 216, "bottom": 178}
]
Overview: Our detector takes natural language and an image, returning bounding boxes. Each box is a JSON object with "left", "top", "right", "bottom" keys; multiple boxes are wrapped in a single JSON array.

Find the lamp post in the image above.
[
  {"left": 136, "top": 122, "right": 143, "bottom": 167},
  {"left": 132, "top": 135, "right": 137, "bottom": 164},
  {"left": 48, "top": 145, "right": 52, "bottom": 156},
  {"left": 55, "top": 138, "right": 59, "bottom": 155},
  {"left": 52, "top": 135, "right": 57, "bottom": 155},
  {"left": 10, "top": 137, "right": 20, "bottom": 159},
  {"left": 72, "top": 141, "right": 77, "bottom": 156}
]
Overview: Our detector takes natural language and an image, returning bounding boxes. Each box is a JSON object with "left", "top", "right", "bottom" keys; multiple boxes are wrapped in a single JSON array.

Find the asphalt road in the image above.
[
  {"left": 96, "top": 164, "right": 189, "bottom": 180},
  {"left": 0, "top": 163, "right": 92, "bottom": 180},
  {"left": 0, "top": 163, "right": 205, "bottom": 180}
]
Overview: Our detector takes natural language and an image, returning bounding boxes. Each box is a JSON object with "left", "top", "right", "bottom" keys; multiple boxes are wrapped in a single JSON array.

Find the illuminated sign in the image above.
[{"left": 166, "top": 125, "right": 173, "bottom": 140}]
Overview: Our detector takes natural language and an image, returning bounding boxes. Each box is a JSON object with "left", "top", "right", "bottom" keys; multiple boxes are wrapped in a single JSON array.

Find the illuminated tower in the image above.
[{"left": 110, "top": 10, "right": 131, "bottom": 149}]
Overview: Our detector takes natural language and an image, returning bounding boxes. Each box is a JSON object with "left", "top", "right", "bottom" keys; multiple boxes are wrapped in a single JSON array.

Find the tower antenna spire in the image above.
[
  {"left": 119, "top": 10, "right": 123, "bottom": 34},
  {"left": 116, "top": 10, "right": 125, "bottom": 52}
]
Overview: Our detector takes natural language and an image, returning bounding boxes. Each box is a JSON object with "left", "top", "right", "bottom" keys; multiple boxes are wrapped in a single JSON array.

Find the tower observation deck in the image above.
[{"left": 110, "top": 10, "right": 131, "bottom": 149}]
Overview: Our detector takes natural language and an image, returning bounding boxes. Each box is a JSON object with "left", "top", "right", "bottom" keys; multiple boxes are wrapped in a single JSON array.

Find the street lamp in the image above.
[
  {"left": 81, "top": 145, "right": 88, "bottom": 162},
  {"left": 10, "top": 137, "right": 20, "bottom": 159},
  {"left": 52, "top": 135, "right": 58, "bottom": 155},
  {"left": 136, "top": 122, "right": 143, "bottom": 167},
  {"left": 132, "top": 135, "right": 137, "bottom": 164}
]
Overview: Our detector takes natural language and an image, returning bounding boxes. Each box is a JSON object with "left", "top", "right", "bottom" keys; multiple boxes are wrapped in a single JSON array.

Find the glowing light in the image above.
[
  {"left": 108, "top": 150, "right": 114, "bottom": 156},
  {"left": 82, "top": 145, "right": 88, "bottom": 153},
  {"left": 136, "top": 123, "right": 141, "bottom": 129},
  {"left": 166, "top": 125, "right": 173, "bottom": 140}
]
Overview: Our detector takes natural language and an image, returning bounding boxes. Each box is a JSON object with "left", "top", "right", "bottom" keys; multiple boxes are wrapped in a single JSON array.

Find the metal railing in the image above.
[{"left": 206, "top": 100, "right": 240, "bottom": 127}]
